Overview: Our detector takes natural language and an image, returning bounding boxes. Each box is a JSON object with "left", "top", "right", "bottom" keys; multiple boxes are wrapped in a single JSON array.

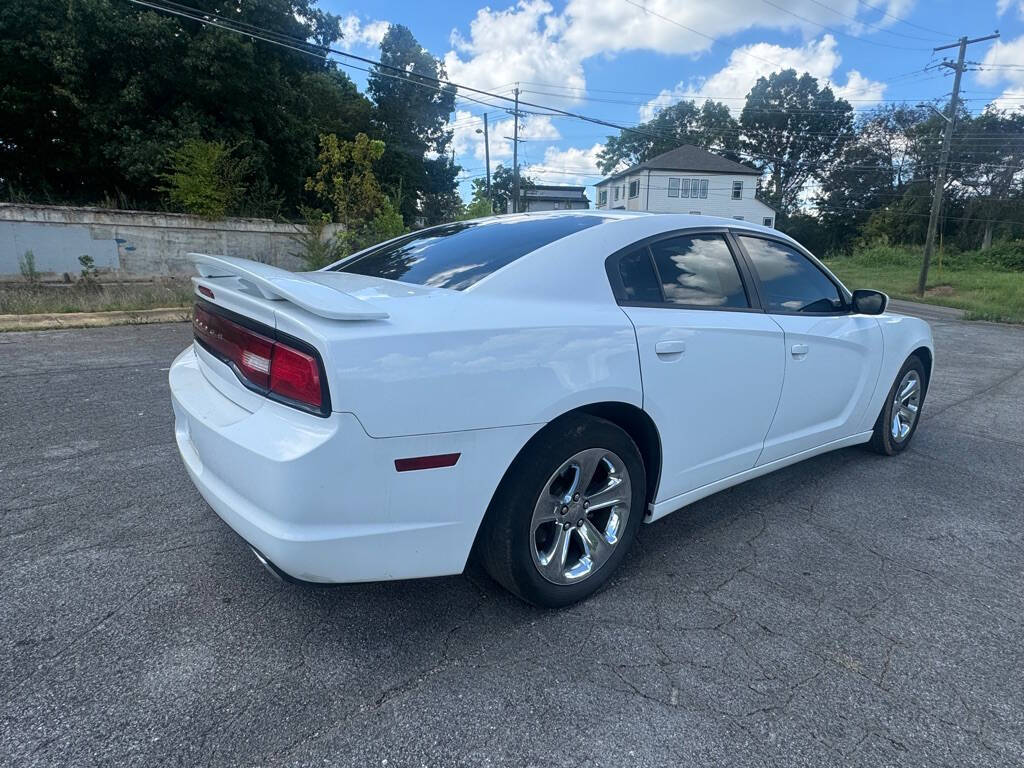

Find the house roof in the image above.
[
  {"left": 597, "top": 145, "right": 761, "bottom": 184},
  {"left": 523, "top": 184, "right": 589, "bottom": 202}
]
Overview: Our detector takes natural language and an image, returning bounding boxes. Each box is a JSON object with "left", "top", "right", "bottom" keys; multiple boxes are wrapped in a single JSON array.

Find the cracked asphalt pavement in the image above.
[{"left": 2, "top": 310, "right": 1023, "bottom": 767}]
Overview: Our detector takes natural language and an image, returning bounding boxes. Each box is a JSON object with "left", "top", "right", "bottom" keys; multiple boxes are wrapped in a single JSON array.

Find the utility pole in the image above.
[
  {"left": 482, "top": 113, "right": 490, "bottom": 199},
  {"left": 917, "top": 32, "right": 999, "bottom": 296},
  {"left": 512, "top": 85, "right": 520, "bottom": 213},
  {"left": 475, "top": 114, "right": 491, "bottom": 206}
]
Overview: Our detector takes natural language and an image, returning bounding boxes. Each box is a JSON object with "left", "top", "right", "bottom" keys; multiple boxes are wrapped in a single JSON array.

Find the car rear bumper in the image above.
[{"left": 169, "top": 345, "right": 538, "bottom": 583}]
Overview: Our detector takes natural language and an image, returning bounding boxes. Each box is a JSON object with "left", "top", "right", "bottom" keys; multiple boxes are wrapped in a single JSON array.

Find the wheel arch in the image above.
[
  {"left": 573, "top": 402, "right": 662, "bottom": 508},
  {"left": 470, "top": 401, "right": 663, "bottom": 562},
  {"left": 910, "top": 345, "right": 933, "bottom": 383}
]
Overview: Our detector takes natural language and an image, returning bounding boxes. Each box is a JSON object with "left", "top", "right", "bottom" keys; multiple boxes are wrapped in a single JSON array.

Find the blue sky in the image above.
[{"left": 320, "top": 0, "right": 1024, "bottom": 202}]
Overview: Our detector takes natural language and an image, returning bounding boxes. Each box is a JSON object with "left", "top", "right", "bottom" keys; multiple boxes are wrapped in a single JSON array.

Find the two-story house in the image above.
[{"left": 594, "top": 145, "right": 775, "bottom": 227}]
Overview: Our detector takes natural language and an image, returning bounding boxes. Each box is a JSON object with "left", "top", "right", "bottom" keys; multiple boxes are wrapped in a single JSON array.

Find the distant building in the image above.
[
  {"left": 595, "top": 145, "right": 775, "bottom": 227},
  {"left": 520, "top": 184, "right": 590, "bottom": 212}
]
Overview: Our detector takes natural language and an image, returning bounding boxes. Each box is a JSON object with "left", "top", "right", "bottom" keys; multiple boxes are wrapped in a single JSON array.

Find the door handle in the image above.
[
  {"left": 655, "top": 340, "right": 686, "bottom": 357},
  {"left": 791, "top": 343, "right": 809, "bottom": 358}
]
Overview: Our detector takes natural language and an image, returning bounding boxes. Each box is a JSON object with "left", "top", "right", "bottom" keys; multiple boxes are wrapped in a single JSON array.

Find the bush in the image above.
[
  {"left": 840, "top": 244, "right": 920, "bottom": 268},
  {"left": 19, "top": 250, "right": 38, "bottom": 282},
  {"left": 291, "top": 207, "right": 346, "bottom": 270},
  {"left": 979, "top": 240, "right": 1024, "bottom": 271},
  {"left": 78, "top": 254, "right": 100, "bottom": 288},
  {"left": 157, "top": 139, "right": 251, "bottom": 219}
]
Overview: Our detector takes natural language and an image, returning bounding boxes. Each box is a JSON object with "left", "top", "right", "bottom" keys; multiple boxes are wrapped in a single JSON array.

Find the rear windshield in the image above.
[{"left": 330, "top": 214, "right": 612, "bottom": 290}]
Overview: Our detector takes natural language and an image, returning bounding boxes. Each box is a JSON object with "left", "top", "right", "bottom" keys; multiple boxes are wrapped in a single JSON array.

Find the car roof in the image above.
[
  {"left": 467, "top": 211, "right": 804, "bottom": 301},
  {"left": 510, "top": 209, "right": 783, "bottom": 239}
]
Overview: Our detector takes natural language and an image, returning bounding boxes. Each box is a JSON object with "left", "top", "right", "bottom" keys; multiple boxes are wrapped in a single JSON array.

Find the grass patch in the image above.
[
  {"left": 0, "top": 279, "right": 194, "bottom": 315},
  {"left": 825, "top": 245, "right": 1024, "bottom": 324}
]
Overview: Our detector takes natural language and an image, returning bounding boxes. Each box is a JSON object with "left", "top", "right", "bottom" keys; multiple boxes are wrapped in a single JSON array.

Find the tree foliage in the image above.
[
  {"left": 740, "top": 69, "right": 855, "bottom": 215},
  {"left": 157, "top": 139, "right": 251, "bottom": 218},
  {"left": 305, "top": 133, "right": 406, "bottom": 255},
  {"left": 469, "top": 165, "right": 535, "bottom": 215},
  {"left": 598, "top": 100, "right": 740, "bottom": 174},
  {"left": 0, "top": 0, "right": 370, "bottom": 213},
  {"left": 368, "top": 24, "right": 459, "bottom": 226}
]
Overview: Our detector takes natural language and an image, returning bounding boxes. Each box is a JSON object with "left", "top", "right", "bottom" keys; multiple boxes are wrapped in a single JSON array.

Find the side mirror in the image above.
[{"left": 851, "top": 289, "right": 888, "bottom": 315}]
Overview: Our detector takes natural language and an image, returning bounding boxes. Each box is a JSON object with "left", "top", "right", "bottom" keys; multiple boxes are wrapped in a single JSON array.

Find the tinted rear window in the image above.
[{"left": 331, "top": 214, "right": 612, "bottom": 290}]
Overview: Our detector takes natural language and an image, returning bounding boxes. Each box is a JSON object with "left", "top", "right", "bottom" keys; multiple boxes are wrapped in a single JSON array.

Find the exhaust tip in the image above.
[{"left": 249, "top": 546, "right": 284, "bottom": 582}]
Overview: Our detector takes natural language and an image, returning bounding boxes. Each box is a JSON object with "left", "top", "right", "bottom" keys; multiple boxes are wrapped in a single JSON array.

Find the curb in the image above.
[{"left": 0, "top": 307, "right": 191, "bottom": 332}]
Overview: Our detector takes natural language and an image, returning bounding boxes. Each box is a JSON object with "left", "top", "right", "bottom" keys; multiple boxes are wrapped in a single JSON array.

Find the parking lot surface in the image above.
[{"left": 2, "top": 312, "right": 1023, "bottom": 767}]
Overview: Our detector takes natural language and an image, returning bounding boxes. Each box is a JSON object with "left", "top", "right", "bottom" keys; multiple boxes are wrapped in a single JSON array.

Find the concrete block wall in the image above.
[{"left": 0, "top": 204, "right": 341, "bottom": 279}]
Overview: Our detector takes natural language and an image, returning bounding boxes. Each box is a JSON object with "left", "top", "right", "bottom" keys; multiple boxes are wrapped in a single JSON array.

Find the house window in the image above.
[
  {"left": 733, "top": 216, "right": 744, "bottom": 220},
  {"left": 628, "top": 180, "right": 640, "bottom": 198},
  {"left": 614, "top": 186, "right": 620, "bottom": 201},
  {"left": 598, "top": 190, "right": 608, "bottom": 206},
  {"left": 732, "top": 180, "right": 743, "bottom": 200},
  {"left": 689, "top": 211, "right": 701, "bottom": 215},
  {"left": 699, "top": 179, "right": 708, "bottom": 199},
  {"left": 668, "top": 177, "right": 680, "bottom": 197},
  {"left": 763, "top": 217, "right": 773, "bottom": 227},
  {"left": 680, "top": 179, "right": 690, "bottom": 198}
]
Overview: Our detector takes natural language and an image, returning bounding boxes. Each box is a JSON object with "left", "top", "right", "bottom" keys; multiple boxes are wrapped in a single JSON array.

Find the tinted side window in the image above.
[
  {"left": 616, "top": 248, "right": 661, "bottom": 303},
  {"left": 738, "top": 236, "right": 843, "bottom": 313},
  {"left": 649, "top": 235, "right": 749, "bottom": 308}
]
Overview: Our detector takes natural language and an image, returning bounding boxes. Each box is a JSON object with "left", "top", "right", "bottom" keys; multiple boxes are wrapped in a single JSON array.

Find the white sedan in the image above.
[{"left": 169, "top": 212, "right": 933, "bottom": 607}]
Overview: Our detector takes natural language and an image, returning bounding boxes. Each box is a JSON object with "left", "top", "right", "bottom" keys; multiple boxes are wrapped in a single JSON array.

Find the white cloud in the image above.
[
  {"left": 640, "top": 35, "right": 887, "bottom": 119},
  {"left": 996, "top": 0, "right": 1024, "bottom": 17},
  {"left": 443, "top": 0, "right": 908, "bottom": 107},
  {"left": 522, "top": 143, "right": 605, "bottom": 187},
  {"left": 444, "top": 1, "right": 584, "bottom": 106},
  {"left": 451, "top": 110, "right": 561, "bottom": 169},
  {"left": 338, "top": 14, "right": 389, "bottom": 50},
  {"left": 977, "top": 37, "right": 1024, "bottom": 110}
]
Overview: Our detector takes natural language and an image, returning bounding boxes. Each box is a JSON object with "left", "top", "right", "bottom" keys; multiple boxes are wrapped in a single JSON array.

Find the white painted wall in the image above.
[{"left": 596, "top": 171, "right": 775, "bottom": 226}]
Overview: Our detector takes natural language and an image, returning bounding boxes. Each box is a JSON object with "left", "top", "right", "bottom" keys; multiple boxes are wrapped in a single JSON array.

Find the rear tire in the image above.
[
  {"left": 478, "top": 414, "right": 646, "bottom": 608},
  {"left": 869, "top": 355, "right": 927, "bottom": 456}
]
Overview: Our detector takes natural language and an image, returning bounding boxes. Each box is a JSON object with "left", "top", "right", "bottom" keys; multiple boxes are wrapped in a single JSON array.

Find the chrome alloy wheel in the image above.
[
  {"left": 529, "top": 448, "right": 632, "bottom": 585},
  {"left": 891, "top": 369, "right": 922, "bottom": 442}
]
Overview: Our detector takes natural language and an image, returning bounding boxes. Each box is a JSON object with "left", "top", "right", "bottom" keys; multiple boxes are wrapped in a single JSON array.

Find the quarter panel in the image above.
[{"left": 274, "top": 294, "right": 644, "bottom": 438}]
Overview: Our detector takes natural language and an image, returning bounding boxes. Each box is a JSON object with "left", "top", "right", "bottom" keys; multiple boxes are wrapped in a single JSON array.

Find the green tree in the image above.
[
  {"left": 306, "top": 133, "right": 406, "bottom": 254},
  {"left": 816, "top": 142, "right": 895, "bottom": 252},
  {"left": 158, "top": 139, "right": 251, "bottom": 218},
  {"left": 816, "top": 105, "right": 934, "bottom": 251},
  {"left": 469, "top": 165, "right": 534, "bottom": 214},
  {"left": 740, "top": 70, "right": 854, "bottom": 215},
  {"left": 598, "top": 100, "right": 740, "bottom": 175},
  {"left": 955, "top": 110, "right": 1024, "bottom": 249},
  {"left": 458, "top": 196, "right": 494, "bottom": 220},
  {"left": 0, "top": 0, "right": 371, "bottom": 213},
  {"left": 368, "top": 24, "right": 459, "bottom": 226}
]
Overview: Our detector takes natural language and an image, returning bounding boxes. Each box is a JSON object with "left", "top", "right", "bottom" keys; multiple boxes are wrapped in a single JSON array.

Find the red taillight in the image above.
[
  {"left": 270, "top": 344, "right": 322, "bottom": 409},
  {"left": 193, "top": 303, "right": 273, "bottom": 388},
  {"left": 193, "top": 302, "right": 326, "bottom": 413}
]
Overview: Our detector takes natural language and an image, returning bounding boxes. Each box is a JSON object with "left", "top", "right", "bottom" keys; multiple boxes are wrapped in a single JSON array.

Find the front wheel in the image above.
[
  {"left": 869, "top": 355, "right": 927, "bottom": 455},
  {"left": 478, "top": 414, "right": 646, "bottom": 608}
]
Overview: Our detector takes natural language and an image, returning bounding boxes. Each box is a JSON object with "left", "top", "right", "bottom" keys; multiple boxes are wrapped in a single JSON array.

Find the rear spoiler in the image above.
[{"left": 188, "top": 253, "right": 388, "bottom": 321}]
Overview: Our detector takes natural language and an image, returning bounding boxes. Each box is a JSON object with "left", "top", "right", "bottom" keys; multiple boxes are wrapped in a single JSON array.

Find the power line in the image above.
[
  {"left": 801, "top": 0, "right": 942, "bottom": 43},
  {"left": 853, "top": 0, "right": 952, "bottom": 38},
  {"left": 128, "top": 0, "right": 1023, "bottom": 201},
  {"left": 619, "top": 0, "right": 792, "bottom": 70},
  {"left": 760, "top": 0, "right": 931, "bottom": 50}
]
